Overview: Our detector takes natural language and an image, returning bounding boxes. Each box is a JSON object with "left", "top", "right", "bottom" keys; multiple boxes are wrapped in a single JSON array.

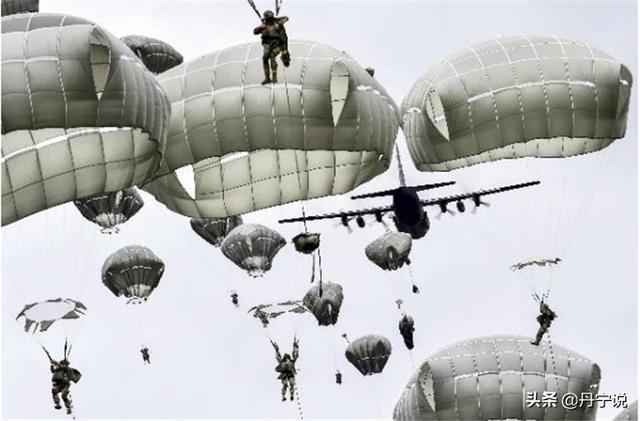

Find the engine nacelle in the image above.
[
  {"left": 356, "top": 216, "right": 366, "bottom": 228},
  {"left": 456, "top": 201, "right": 465, "bottom": 213},
  {"left": 341, "top": 215, "right": 349, "bottom": 227}
]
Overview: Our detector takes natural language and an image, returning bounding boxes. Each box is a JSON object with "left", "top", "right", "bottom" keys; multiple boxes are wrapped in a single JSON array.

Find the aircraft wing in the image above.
[
  {"left": 278, "top": 205, "right": 394, "bottom": 224},
  {"left": 420, "top": 181, "right": 541, "bottom": 209}
]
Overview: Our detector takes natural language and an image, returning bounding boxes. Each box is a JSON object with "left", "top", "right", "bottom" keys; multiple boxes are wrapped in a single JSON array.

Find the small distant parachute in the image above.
[
  {"left": 303, "top": 282, "right": 344, "bottom": 326},
  {"left": 292, "top": 232, "right": 321, "bottom": 255},
  {"left": 102, "top": 246, "right": 165, "bottom": 304},
  {"left": 190, "top": 216, "right": 243, "bottom": 247},
  {"left": 16, "top": 298, "right": 87, "bottom": 333},
  {"left": 1, "top": 0, "right": 38, "bottom": 16},
  {"left": 393, "top": 335, "right": 601, "bottom": 421},
  {"left": 74, "top": 188, "right": 144, "bottom": 234},
  {"left": 220, "top": 224, "right": 286, "bottom": 277},
  {"left": 120, "top": 35, "right": 184, "bottom": 74},
  {"left": 614, "top": 401, "right": 637, "bottom": 421},
  {"left": 345, "top": 334, "right": 392, "bottom": 376},
  {"left": 365, "top": 232, "right": 412, "bottom": 271}
]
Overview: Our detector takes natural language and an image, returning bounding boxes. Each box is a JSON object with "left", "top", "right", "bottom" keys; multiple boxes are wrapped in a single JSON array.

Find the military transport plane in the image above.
[{"left": 279, "top": 146, "right": 540, "bottom": 239}]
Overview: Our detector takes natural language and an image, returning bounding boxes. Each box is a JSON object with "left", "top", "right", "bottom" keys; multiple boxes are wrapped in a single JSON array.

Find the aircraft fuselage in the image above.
[{"left": 392, "top": 187, "right": 430, "bottom": 239}]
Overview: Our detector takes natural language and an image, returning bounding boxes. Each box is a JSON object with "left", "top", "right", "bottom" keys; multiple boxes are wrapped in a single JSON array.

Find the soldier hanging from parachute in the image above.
[
  {"left": 141, "top": 346, "right": 151, "bottom": 364},
  {"left": 248, "top": 0, "right": 290, "bottom": 84},
  {"left": 44, "top": 342, "right": 81, "bottom": 415},
  {"left": 531, "top": 300, "right": 557, "bottom": 346},
  {"left": 271, "top": 337, "right": 300, "bottom": 401}
]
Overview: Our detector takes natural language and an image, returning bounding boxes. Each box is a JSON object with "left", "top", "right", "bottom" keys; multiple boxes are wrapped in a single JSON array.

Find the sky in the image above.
[{"left": 1, "top": 1, "right": 637, "bottom": 420}]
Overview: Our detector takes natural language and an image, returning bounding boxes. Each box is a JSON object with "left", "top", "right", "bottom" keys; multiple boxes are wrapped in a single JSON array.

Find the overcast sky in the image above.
[{"left": 1, "top": 1, "right": 637, "bottom": 420}]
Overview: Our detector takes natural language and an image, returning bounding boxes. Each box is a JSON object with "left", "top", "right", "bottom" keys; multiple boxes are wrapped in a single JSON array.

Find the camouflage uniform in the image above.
[
  {"left": 531, "top": 302, "right": 557, "bottom": 346},
  {"left": 272, "top": 338, "right": 299, "bottom": 401},
  {"left": 51, "top": 360, "right": 81, "bottom": 414},
  {"left": 253, "top": 10, "right": 290, "bottom": 84}
]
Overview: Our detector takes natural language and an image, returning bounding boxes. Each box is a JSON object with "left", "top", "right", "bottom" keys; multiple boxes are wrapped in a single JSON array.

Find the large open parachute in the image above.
[
  {"left": 220, "top": 224, "right": 286, "bottom": 277},
  {"left": 102, "top": 246, "right": 165, "bottom": 304},
  {"left": 1, "top": 13, "right": 170, "bottom": 226},
  {"left": 345, "top": 334, "right": 392, "bottom": 376},
  {"left": 401, "top": 35, "right": 633, "bottom": 299},
  {"left": 393, "top": 335, "right": 601, "bottom": 420},
  {"left": 142, "top": 40, "right": 400, "bottom": 218},
  {"left": 74, "top": 188, "right": 144, "bottom": 233}
]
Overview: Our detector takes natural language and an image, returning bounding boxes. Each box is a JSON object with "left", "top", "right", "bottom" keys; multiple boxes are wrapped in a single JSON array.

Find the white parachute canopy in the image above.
[{"left": 402, "top": 35, "right": 632, "bottom": 297}]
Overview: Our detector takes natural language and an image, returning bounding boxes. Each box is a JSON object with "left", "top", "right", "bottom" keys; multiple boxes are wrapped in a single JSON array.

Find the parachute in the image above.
[
  {"left": 614, "top": 401, "right": 638, "bottom": 421},
  {"left": 292, "top": 232, "right": 321, "bottom": 255},
  {"left": 16, "top": 298, "right": 87, "bottom": 359},
  {"left": 190, "top": 216, "right": 244, "bottom": 247},
  {"left": 345, "top": 334, "right": 392, "bottom": 376},
  {"left": 1, "top": 13, "right": 170, "bottom": 226},
  {"left": 402, "top": 35, "right": 632, "bottom": 299},
  {"left": 302, "top": 282, "right": 343, "bottom": 326},
  {"left": 403, "top": 35, "right": 631, "bottom": 171},
  {"left": 393, "top": 335, "right": 601, "bottom": 421},
  {"left": 1, "top": 0, "right": 38, "bottom": 16},
  {"left": 142, "top": 40, "right": 400, "bottom": 218},
  {"left": 365, "top": 232, "right": 412, "bottom": 271},
  {"left": 102, "top": 246, "right": 165, "bottom": 304},
  {"left": 74, "top": 188, "right": 144, "bottom": 234},
  {"left": 120, "top": 34, "right": 184, "bottom": 74},
  {"left": 248, "top": 300, "right": 308, "bottom": 327},
  {"left": 16, "top": 298, "right": 87, "bottom": 333},
  {"left": 220, "top": 224, "right": 286, "bottom": 277}
]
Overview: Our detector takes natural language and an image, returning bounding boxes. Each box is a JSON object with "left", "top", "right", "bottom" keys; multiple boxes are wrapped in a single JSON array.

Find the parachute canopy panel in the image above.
[
  {"left": 1, "top": 13, "right": 170, "bottom": 225},
  {"left": 402, "top": 36, "right": 633, "bottom": 172},
  {"left": 393, "top": 335, "right": 601, "bottom": 421},
  {"left": 102, "top": 246, "right": 165, "bottom": 304},
  {"left": 143, "top": 40, "right": 400, "bottom": 218}
]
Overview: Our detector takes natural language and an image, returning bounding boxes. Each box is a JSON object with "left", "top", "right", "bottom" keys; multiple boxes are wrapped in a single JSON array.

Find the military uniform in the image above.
[
  {"left": 51, "top": 360, "right": 81, "bottom": 414},
  {"left": 531, "top": 302, "right": 557, "bottom": 346},
  {"left": 272, "top": 339, "right": 299, "bottom": 401},
  {"left": 253, "top": 10, "right": 290, "bottom": 84}
]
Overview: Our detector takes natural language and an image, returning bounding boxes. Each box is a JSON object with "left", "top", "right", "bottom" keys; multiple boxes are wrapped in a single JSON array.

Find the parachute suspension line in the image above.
[
  {"left": 282, "top": 66, "right": 293, "bottom": 116},
  {"left": 246, "top": 0, "right": 262, "bottom": 19},
  {"left": 543, "top": 330, "right": 561, "bottom": 395},
  {"left": 293, "top": 381, "right": 304, "bottom": 420}
]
